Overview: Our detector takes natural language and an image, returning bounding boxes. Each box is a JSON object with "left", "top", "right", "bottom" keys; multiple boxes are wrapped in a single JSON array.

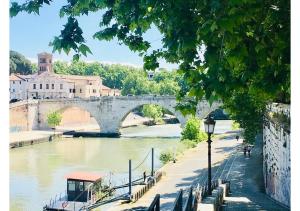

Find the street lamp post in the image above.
[{"left": 204, "top": 115, "right": 216, "bottom": 195}]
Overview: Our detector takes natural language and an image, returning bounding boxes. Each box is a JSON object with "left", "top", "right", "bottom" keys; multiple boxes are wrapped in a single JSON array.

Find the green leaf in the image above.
[
  {"left": 73, "top": 54, "right": 80, "bottom": 61},
  {"left": 78, "top": 44, "right": 92, "bottom": 56},
  {"left": 210, "top": 22, "right": 218, "bottom": 32}
]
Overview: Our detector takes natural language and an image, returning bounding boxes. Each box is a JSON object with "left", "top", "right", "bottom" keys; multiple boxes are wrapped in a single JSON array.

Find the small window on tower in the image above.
[
  {"left": 60, "top": 84, "right": 63, "bottom": 89},
  {"left": 33, "top": 84, "right": 36, "bottom": 89},
  {"left": 40, "top": 84, "right": 42, "bottom": 89},
  {"left": 52, "top": 84, "right": 54, "bottom": 89},
  {"left": 46, "top": 84, "right": 49, "bottom": 89}
]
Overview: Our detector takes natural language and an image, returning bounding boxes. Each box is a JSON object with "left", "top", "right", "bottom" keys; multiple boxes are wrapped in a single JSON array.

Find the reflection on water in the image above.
[{"left": 10, "top": 125, "right": 181, "bottom": 211}]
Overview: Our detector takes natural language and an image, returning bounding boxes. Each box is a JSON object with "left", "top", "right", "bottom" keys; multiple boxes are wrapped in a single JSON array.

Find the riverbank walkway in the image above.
[
  {"left": 109, "top": 133, "right": 240, "bottom": 211},
  {"left": 221, "top": 141, "right": 289, "bottom": 210}
]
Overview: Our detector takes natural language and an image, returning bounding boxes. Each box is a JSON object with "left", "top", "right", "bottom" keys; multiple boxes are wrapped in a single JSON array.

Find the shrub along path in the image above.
[{"left": 109, "top": 133, "right": 240, "bottom": 211}]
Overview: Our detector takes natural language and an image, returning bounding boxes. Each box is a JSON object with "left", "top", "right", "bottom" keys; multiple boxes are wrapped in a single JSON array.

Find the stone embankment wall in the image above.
[{"left": 263, "top": 103, "right": 290, "bottom": 207}]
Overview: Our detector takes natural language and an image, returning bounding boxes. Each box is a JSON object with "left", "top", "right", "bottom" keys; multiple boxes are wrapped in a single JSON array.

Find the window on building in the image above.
[
  {"left": 52, "top": 84, "right": 54, "bottom": 89},
  {"left": 68, "top": 181, "right": 75, "bottom": 192},
  {"left": 13, "top": 89, "right": 15, "bottom": 92},
  {"left": 19, "top": 81, "right": 21, "bottom": 84},
  {"left": 33, "top": 84, "right": 36, "bottom": 89},
  {"left": 13, "top": 81, "right": 15, "bottom": 84},
  {"left": 46, "top": 84, "right": 49, "bottom": 89},
  {"left": 73, "top": 89, "right": 75, "bottom": 93},
  {"left": 80, "top": 89, "right": 82, "bottom": 93},
  {"left": 60, "top": 84, "right": 63, "bottom": 89},
  {"left": 69, "top": 89, "right": 72, "bottom": 93},
  {"left": 93, "top": 89, "right": 96, "bottom": 93},
  {"left": 40, "top": 84, "right": 42, "bottom": 89},
  {"left": 89, "top": 82, "right": 92, "bottom": 85},
  {"left": 79, "top": 181, "right": 84, "bottom": 191},
  {"left": 39, "top": 58, "right": 46, "bottom": 63}
]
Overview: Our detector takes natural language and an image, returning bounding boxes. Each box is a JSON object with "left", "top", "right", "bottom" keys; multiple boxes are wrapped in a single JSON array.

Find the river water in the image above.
[{"left": 10, "top": 121, "right": 233, "bottom": 211}]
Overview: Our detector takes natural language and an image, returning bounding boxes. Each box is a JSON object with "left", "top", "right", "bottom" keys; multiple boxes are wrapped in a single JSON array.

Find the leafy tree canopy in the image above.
[
  {"left": 142, "top": 104, "right": 163, "bottom": 123},
  {"left": 47, "top": 111, "right": 62, "bottom": 128},
  {"left": 10, "top": 50, "right": 34, "bottom": 74},
  {"left": 10, "top": 0, "right": 290, "bottom": 143},
  {"left": 181, "top": 117, "right": 207, "bottom": 142}
]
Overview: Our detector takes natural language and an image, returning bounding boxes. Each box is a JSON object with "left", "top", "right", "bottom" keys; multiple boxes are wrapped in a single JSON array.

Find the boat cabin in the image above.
[{"left": 65, "top": 172, "right": 102, "bottom": 202}]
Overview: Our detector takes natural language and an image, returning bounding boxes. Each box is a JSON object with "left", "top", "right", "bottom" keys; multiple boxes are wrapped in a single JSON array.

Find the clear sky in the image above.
[{"left": 9, "top": 1, "right": 178, "bottom": 69}]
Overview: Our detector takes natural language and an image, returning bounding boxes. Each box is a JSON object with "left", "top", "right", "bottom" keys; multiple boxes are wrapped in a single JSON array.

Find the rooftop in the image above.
[
  {"left": 65, "top": 172, "right": 102, "bottom": 182},
  {"left": 57, "top": 74, "right": 101, "bottom": 81},
  {"left": 10, "top": 75, "right": 21, "bottom": 81}
]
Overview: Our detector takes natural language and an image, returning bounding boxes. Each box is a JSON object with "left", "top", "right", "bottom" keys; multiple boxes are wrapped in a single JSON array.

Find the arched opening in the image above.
[
  {"left": 204, "top": 108, "right": 235, "bottom": 135},
  {"left": 55, "top": 106, "right": 100, "bottom": 132},
  {"left": 119, "top": 103, "right": 183, "bottom": 137}
]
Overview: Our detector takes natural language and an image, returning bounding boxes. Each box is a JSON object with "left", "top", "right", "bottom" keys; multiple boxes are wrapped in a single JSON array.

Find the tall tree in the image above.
[
  {"left": 10, "top": 50, "right": 33, "bottom": 74},
  {"left": 10, "top": 0, "right": 290, "bottom": 143}
]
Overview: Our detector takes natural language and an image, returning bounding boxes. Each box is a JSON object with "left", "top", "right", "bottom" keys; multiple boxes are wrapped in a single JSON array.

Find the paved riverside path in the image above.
[
  {"left": 108, "top": 133, "right": 240, "bottom": 211},
  {"left": 221, "top": 141, "right": 289, "bottom": 211}
]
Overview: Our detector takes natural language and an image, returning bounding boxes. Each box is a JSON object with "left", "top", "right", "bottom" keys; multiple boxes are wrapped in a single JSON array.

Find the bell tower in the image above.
[{"left": 38, "top": 52, "right": 53, "bottom": 74}]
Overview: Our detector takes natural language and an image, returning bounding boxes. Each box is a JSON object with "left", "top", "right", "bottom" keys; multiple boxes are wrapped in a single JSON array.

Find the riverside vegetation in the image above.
[{"left": 159, "top": 117, "right": 207, "bottom": 164}]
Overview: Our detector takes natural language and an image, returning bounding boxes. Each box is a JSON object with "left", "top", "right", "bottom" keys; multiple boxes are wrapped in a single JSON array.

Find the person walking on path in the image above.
[
  {"left": 243, "top": 146, "right": 247, "bottom": 157},
  {"left": 247, "top": 145, "right": 251, "bottom": 157}
]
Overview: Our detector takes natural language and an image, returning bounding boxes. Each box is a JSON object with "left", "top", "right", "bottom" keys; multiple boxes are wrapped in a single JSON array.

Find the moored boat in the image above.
[{"left": 43, "top": 172, "right": 114, "bottom": 211}]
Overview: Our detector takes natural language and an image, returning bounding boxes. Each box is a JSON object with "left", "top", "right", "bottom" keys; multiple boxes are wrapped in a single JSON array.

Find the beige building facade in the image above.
[
  {"left": 10, "top": 52, "right": 121, "bottom": 100},
  {"left": 9, "top": 74, "right": 32, "bottom": 100}
]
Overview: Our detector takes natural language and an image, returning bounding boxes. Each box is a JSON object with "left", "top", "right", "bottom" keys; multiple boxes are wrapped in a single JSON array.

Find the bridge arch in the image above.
[
  {"left": 37, "top": 100, "right": 105, "bottom": 131},
  {"left": 117, "top": 102, "right": 186, "bottom": 133},
  {"left": 54, "top": 105, "right": 101, "bottom": 131}
]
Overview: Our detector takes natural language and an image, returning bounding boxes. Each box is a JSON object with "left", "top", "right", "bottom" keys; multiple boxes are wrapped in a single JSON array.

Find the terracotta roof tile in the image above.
[
  {"left": 10, "top": 74, "right": 23, "bottom": 81},
  {"left": 65, "top": 172, "right": 102, "bottom": 182}
]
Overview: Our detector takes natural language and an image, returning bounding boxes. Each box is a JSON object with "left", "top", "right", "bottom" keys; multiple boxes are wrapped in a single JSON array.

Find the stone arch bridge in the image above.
[{"left": 10, "top": 96, "right": 221, "bottom": 136}]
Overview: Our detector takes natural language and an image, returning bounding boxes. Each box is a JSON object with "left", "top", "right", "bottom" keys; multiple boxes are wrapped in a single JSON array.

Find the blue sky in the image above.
[{"left": 9, "top": 1, "right": 178, "bottom": 69}]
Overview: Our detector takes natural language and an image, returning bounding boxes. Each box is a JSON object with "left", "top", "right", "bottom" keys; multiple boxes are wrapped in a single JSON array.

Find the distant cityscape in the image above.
[{"left": 9, "top": 52, "right": 121, "bottom": 102}]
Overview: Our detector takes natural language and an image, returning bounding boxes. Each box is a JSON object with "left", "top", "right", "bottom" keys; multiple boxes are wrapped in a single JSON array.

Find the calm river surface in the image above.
[{"left": 10, "top": 121, "right": 232, "bottom": 211}]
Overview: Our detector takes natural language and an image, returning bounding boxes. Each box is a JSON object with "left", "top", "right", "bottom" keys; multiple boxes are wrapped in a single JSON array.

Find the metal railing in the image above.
[
  {"left": 172, "top": 189, "right": 183, "bottom": 211},
  {"left": 148, "top": 194, "right": 160, "bottom": 211},
  {"left": 147, "top": 179, "right": 229, "bottom": 211},
  {"left": 183, "top": 187, "right": 194, "bottom": 211}
]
